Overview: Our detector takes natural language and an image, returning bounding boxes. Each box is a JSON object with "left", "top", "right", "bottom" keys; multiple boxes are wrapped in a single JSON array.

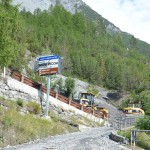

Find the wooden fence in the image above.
[{"left": 10, "top": 72, "right": 103, "bottom": 119}]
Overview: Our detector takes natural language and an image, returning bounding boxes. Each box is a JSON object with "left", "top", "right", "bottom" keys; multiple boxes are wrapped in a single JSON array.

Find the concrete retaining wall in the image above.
[{"left": 109, "top": 132, "right": 127, "bottom": 144}]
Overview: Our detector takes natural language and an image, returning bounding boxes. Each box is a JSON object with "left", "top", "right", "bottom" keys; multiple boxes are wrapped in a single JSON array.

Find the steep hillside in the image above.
[
  {"left": 1, "top": 1, "right": 150, "bottom": 92},
  {"left": 1, "top": 0, "right": 150, "bottom": 113}
]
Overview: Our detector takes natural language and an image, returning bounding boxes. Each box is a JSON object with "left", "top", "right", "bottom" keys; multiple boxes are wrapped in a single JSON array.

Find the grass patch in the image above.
[
  {"left": 136, "top": 132, "right": 150, "bottom": 150},
  {"left": 26, "top": 101, "right": 41, "bottom": 114},
  {"left": 0, "top": 98, "right": 79, "bottom": 148},
  {"left": 70, "top": 115, "right": 104, "bottom": 127},
  {"left": 0, "top": 108, "right": 52, "bottom": 147},
  {"left": 0, "top": 97, "right": 17, "bottom": 109},
  {"left": 117, "top": 129, "right": 131, "bottom": 139},
  {"left": 48, "top": 110, "right": 60, "bottom": 122}
]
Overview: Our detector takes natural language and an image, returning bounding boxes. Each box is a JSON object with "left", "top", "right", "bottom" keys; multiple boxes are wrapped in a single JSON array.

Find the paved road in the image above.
[{"left": 1, "top": 127, "right": 130, "bottom": 150}]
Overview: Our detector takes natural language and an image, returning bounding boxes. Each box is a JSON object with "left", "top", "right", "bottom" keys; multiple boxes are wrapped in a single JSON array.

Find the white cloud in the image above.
[{"left": 82, "top": 0, "right": 150, "bottom": 44}]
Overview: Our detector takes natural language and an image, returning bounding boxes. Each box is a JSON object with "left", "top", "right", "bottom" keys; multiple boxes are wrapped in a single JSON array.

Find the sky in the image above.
[{"left": 82, "top": 0, "right": 150, "bottom": 44}]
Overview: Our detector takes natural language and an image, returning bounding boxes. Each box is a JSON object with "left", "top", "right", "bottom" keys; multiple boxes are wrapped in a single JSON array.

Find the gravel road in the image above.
[{"left": 1, "top": 127, "right": 131, "bottom": 150}]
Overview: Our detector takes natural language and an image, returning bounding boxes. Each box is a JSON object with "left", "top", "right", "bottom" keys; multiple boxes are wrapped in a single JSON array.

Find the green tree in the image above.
[
  {"left": 0, "top": 1, "right": 26, "bottom": 69},
  {"left": 129, "top": 35, "right": 137, "bottom": 49},
  {"left": 65, "top": 77, "right": 75, "bottom": 98},
  {"left": 1, "top": 0, "right": 12, "bottom": 7},
  {"left": 95, "top": 18, "right": 106, "bottom": 36},
  {"left": 136, "top": 116, "right": 150, "bottom": 130},
  {"left": 73, "top": 12, "right": 86, "bottom": 34},
  {"left": 139, "top": 90, "right": 150, "bottom": 115}
]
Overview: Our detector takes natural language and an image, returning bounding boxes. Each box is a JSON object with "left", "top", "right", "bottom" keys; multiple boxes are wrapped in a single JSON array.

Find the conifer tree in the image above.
[{"left": 0, "top": 1, "right": 25, "bottom": 69}]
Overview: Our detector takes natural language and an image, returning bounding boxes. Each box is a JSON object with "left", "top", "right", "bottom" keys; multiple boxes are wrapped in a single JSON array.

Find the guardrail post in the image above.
[
  {"left": 130, "top": 129, "right": 136, "bottom": 147},
  {"left": 125, "top": 116, "right": 126, "bottom": 131},
  {"left": 133, "top": 129, "right": 136, "bottom": 147},
  {"left": 130, "top": 129, "right": 132, "bottom": 146},
  {"left": 92, "top": 110, "right": 95, "bottom": 115},
  {"left": 69, "top": 98, "right": 71, "bottom": 105},
  {"left": 21, "top": 75, "right": 24, "bottom": 82},
  {"left": 56, "top": 92, "right": 58, "bottom": 99}
]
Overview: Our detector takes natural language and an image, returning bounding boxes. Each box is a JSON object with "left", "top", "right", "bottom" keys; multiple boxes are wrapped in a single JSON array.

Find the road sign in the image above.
[
  {"left": 38, "top": 59, "right": 59, "bottom": 70},
  {"left": 34, "top": 55, "right": 61, "bottom": 117},
  {"left": 38, "top": 55, "right": 60, "bottom": 61},
  {"left": 38, "top": 68, "right": 58, "bottom": 76},
  {"left": 35, "top": 54, "right": 61, "bottom": 76}
]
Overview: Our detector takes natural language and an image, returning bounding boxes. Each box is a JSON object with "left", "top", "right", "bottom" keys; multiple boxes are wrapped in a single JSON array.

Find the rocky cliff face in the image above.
[{"left": 13, "top": 0, "right": 84, "bottom": 14}]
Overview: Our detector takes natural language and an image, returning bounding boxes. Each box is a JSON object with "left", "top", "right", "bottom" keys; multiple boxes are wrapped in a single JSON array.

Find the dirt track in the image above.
[{"left": 1, "top": 127, "right": 131, "bottom": 150}]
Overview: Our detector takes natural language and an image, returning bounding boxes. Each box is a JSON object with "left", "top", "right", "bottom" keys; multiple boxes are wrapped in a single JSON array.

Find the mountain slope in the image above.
[
  {"left": 12, "top": 0, "right": 121, "bottom": 33},
  {"left": 12, "top": 0, "right": 150, "bottom": 57},
  {"left": 1, "top": 0, "right": 150, "bottom": 120},
  {"left": 9, "top": 1, "right": 150, "bottom": 91}
]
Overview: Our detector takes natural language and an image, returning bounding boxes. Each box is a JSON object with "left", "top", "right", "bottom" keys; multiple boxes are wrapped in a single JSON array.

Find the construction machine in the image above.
[
  {"left": 123, "top": 103, "right": 145, "bottom": 116},
  {"left": 79, "top": 92, "right": 95, "bottom": 107},
  {"left": 93, "top": 106, "right": 109, "bottom": 118},
  {"left": 124, "top": 107, "right": 145, "bottom": 116},
  {"left": 78, "top": 92, "right": 109, "bottom": 118}
]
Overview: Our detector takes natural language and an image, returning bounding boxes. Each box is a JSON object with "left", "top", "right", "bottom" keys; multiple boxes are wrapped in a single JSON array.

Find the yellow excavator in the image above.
[{"left": 124, "top": 107, "right": 145, "bottom": 115}]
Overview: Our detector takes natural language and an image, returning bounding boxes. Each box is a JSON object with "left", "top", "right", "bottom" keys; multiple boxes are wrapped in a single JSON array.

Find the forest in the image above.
[{"left": 0, "top": 1, "right": 150, "bottom": 117}]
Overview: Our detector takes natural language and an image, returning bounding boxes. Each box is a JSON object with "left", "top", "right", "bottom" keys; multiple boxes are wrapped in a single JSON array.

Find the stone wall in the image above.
[{"left": 0, "top": 77, "right": 35, "bottom": 101}]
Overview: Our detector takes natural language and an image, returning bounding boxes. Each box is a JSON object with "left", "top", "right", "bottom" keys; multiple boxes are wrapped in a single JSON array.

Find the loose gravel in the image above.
[{"left": 1, "top": 127, "right": 131, "bottom": 150}]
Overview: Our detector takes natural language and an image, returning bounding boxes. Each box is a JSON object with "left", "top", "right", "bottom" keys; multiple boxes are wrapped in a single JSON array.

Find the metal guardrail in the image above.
[
  {"left": 113, "top": 114, "right": 150, "bottom": 148},
  {"left": 131, "top": 129, "right": 150, "bottom": 147},
  {"left": 10, "top": 72, "right": 104, "bottom": 119}
]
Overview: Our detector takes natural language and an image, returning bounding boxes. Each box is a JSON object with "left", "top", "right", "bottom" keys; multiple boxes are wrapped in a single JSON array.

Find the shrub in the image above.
[
  {"left": 49, "top": 111, "right": 59, "bottom": 122},
  {"left": 16, "top": 99, "right": 24, "bottom": 107},
  {"left": 87, "top": 85, "right": 99, "bottom": 96},
  {"left": 64, "top": 77, "right": 75, "bottom": 97},
  {"left": 26, "top": 101, "right": 40, "bottom": 114},
  {"left": 136, "top": 116, "right": 150, "bottom": 130}
]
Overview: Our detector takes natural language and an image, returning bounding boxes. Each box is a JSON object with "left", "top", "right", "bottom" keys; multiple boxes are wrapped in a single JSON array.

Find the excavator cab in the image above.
[{"left": 79, "top": 92, "right": 95, "bottom": 107}]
